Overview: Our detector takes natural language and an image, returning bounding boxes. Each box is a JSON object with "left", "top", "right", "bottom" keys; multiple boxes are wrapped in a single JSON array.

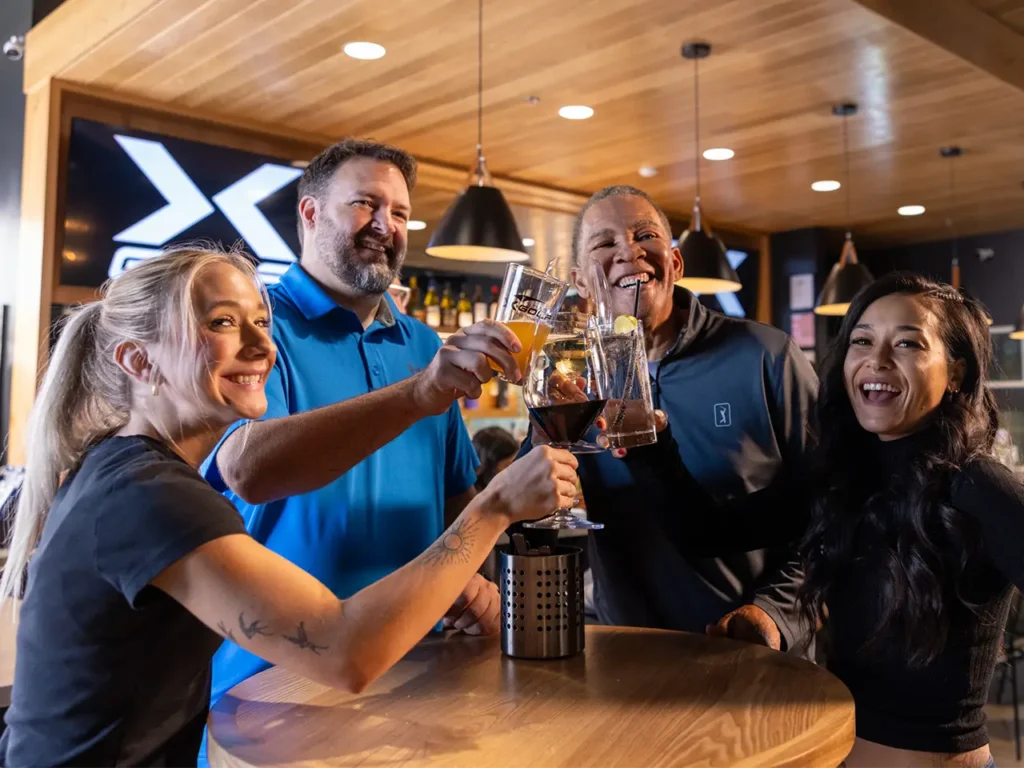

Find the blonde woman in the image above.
[{"left": 0, "top": 247, "right": 577, "bottom": 767}]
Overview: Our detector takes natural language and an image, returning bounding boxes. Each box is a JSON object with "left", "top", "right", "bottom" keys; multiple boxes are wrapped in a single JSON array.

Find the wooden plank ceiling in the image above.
[{"left": 29, "top": 0, "right": 1024, "bottom": 246}]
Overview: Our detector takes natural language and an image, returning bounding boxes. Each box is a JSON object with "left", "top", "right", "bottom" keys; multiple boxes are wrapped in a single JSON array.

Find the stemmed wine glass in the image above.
[{"left": 521, "top": 311, "right": 609, "bottom": 530}]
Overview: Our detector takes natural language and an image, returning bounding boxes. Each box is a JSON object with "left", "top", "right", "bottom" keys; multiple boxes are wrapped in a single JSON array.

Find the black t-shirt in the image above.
[{"left": 1, "top": 436, "right": 246, "bottom": 767}]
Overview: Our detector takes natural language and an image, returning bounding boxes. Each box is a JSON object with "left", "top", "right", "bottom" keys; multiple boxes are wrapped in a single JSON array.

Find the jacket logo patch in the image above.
[{"left": 714, "top": 403, "right": 732, "bottom": 427}]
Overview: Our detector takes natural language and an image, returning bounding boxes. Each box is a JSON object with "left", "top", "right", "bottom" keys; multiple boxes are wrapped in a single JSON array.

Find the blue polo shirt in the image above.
[{"left": 200, "top": 264, "right": 479, "bottom": 707}]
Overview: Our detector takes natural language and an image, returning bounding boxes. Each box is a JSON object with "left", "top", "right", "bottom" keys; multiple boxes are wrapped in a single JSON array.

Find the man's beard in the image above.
[{"left": 316, "top": 220, "right": 405, "bottom": 296}]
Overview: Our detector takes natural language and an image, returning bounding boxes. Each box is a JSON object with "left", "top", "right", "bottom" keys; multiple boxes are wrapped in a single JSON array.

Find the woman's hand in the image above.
[
  {"left": 609, "top": 409, "right": 669, "bottom": 459},
  {"left": 484, "top": 446, "right": 579, "bottom": 523}
]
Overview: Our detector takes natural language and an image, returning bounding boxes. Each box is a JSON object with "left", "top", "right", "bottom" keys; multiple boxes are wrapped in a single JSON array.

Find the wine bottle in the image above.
[
  {"left": 472, "top": 285, "right": 488, "bottom": 323},
  {"left": 457, "top": 289, "right": 473, "bottom": 329},
  {"left": 424, "top": 281, "right": 441, "bottom": 329},
  {"left": 408, "top": 276, "right": 425, "bottom": 323},
  {"left": 440, "top": 283, "right": 457, "bottom": 331}
]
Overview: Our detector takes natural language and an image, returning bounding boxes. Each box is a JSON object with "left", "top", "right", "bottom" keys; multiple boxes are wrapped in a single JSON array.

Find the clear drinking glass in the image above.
[
  {"left": 492, "top": 264, "right": 569, "bottom": 383},
  {"left": 603, "top": 321, "right": 658, "bottom": 450},
  {"left": 522, "top": 311, "right": 609, "bottom": 530}
]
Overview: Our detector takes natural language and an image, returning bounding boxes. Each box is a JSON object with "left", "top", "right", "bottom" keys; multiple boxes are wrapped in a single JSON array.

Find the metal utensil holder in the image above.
[{"left": 499, "top": 545, "right": 585, "bottom": 659}]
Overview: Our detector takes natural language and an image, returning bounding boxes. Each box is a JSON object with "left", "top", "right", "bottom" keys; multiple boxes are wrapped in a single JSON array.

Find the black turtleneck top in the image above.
[
  {"left": 625, "top": 426, "right": 1024, "bottom": 754},
  {"left": 825, "top": 432, "right": 1024, "bottom": 753}
]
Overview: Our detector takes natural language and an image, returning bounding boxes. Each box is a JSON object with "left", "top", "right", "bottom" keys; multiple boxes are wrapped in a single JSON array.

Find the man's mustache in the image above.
[{"left": 354, "top": 236, "right": 397, "bottom": 258}]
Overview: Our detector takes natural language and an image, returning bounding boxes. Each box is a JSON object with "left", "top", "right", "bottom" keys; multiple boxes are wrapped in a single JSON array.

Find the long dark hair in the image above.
[{"left": 798, "top": 272, "right": 998, "bottom": 666}]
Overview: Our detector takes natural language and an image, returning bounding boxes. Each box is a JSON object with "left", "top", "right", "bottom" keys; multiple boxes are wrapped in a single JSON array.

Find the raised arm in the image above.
[
  {"left": 217, "top": 320, "right": 520, "bottom": 504},
  {"left": 153, "top": 446, "right": 577, "bottom": 693},
  {"left": 621, "top": 422, "right": 807, "bottom": 555}
]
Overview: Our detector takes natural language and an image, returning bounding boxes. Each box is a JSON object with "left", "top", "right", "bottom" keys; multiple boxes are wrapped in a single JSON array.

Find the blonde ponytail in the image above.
[{"left": 0, "top": 244, "right": 262, "bottom": 601}]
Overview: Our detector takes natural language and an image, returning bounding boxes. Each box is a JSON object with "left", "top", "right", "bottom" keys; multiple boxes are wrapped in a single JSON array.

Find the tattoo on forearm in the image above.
[
  {"left": 423, "top": 517, "right": 479, "bottom": 566},
  {"left": 239, "top": 612, "right": 273, "bottom": 639},
  {"left": 217, "top": 621, "right": 237, "bottom": 642},
  {"left": 283, "top": 622, "right": 328, "bottom": 655}
]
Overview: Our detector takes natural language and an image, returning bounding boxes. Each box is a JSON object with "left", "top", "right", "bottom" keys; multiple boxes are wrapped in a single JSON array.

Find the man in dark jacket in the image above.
[{"left": 532, "top": 185, "right": 818, "bottom": 652}]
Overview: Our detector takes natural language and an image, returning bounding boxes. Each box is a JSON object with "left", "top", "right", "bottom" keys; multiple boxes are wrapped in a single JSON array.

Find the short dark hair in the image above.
[
  {"left": 471, "top": 427, "right": 520, "bottom": 491},
  {"left": 296, "top": 138, "right": 418, "bottom": 244},
  {"left": 571, "top": 185, "right": 674, "bottom": 264}
]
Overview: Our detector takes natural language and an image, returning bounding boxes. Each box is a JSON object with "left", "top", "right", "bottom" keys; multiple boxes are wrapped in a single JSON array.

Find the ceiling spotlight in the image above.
[
  {"left": 812, "top": 180, "right": 841, "bottom": 192},
  {"left": 343, "top": 42, "right": 386, "bottom": 60},
  {"left": 638, "top": 166, "right": 658, "bottom": 178},
  {"left": 522, "top": 237, "right": 536, "bottom": 247},
  {"left": 898, "top": 205, "right": 926, "bottom": 216},
  {"left": 558, "top": 105, "right": 594, "bottom": 120},
  {"left": 407, "top": 220, "right": 427, "bottom": 231},
  {"left": 702, "top": 148, "right": 734, "bottom": 161}
]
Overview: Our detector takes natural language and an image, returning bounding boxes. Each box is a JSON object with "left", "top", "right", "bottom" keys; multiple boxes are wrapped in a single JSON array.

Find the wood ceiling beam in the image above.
[{"left": 847, "top": 0, "right": 1024, "bottom": 94}]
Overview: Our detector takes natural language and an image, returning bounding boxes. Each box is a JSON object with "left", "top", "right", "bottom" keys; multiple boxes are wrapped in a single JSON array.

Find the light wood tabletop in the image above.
[{"left": 208, "top": 625, "right": 854, "bottom": 768}]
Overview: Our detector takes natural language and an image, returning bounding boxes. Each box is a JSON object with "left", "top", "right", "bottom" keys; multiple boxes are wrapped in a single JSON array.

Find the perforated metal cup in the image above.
[{"left": 499, "top": 545, "right": 584, "bottom": 659}]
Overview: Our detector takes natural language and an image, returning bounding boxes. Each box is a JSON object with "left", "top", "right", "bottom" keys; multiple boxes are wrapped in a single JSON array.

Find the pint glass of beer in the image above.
[{"left": 492, "top": 264, "right": 568, "bottom": 383}]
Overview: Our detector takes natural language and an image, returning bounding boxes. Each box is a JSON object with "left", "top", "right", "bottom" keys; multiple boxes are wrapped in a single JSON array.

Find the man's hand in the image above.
[
  {"left": 412, "top": 320, "right": 522, "bottom": 416},
  {"left": 706, "top": 604, "right": 782, "bottom": 650},
  {"left": 442, "top": 573, "right": 500, "bottom": 635}
]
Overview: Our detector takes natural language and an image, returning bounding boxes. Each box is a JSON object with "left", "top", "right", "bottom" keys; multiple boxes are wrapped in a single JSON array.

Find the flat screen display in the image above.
[{"left": 62, "top": 117, "right": 305, "bottom": 286}]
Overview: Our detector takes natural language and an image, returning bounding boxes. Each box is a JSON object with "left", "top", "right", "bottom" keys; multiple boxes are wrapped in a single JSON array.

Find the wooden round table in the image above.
[{"left": 208, "top": 626, "right": 854, "bottom": 768}]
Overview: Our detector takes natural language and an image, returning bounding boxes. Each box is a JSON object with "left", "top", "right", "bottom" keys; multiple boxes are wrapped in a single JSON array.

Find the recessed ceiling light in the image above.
[
  {"left": 702, "top": 148, "right": 734, "bottom": 161},
  {"left": 638, "top": 166, "right": 658, "bottom": 178},
  {"left": 522, "top": 237, "right": 536, "bottom": 247},
  {"left": 343, "top": 42, "right": 386, "bottom": 60},
  {"left": 407, "top": 220, "right": 427, "bottom": 231},
  {"left": 811, "top": 180, "right": 841, "bottom": 192},
  {"left": 898, "top": 205, "right": 926, "bottom": 216},
  {"left": 558, "top": 105, "right": 594, "bottom": 120}
]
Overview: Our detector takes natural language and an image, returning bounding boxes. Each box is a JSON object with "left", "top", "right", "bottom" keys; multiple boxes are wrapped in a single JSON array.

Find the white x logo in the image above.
[{"left": 109, "top": 135, "right": 302, "bottom": 281}]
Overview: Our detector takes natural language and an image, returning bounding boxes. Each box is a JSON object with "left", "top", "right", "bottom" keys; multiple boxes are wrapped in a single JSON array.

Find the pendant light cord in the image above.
[
  {"left": 476, "top": 0, "right": 483, "bottom": 166},
  {"left": 949, "top": 153, "right": 958, "bottom": 261},
  {"left": 843, "top": 112, "right": 851, "bottom": 237},
  {"left": 693, "top": 55, "right": 701, "bottom": 201}
]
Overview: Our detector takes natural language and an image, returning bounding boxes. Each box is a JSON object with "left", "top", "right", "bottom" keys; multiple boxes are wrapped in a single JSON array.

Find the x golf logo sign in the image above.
[{"left": 109, "top": 135, "right": 302, "bottom": 282}]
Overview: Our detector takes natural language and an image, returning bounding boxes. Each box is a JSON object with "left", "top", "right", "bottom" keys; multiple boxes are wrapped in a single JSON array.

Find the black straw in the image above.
[{"left": 633, "top": 281, "right": 641, "bottom": 319}]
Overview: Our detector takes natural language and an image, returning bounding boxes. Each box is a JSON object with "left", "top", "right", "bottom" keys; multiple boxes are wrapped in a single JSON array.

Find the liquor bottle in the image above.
[
  {"left": 408, "top": 276, "right": 426, "bottom": 324},
  {"left": 440, "top": 282, "right": 457, "bottom": 331},
  {"left": 488, "top": 284, "right": 500, "bottom": 320},
  {"left": 457, "top": 289, "right": 473, "bottom": 329},
  {"left": 424, "top": 281, "right": 441, "bottom": 329},
  {"left": 472, "top": 285, "right": 488, "bottom": 323}
]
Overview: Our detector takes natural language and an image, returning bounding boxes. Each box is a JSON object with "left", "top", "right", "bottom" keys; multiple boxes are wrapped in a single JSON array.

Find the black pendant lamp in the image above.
[
  {"left": 426, "top": 0, "right": 526, "bottom": 263},
  {"left": 815, "top": 103, "right": 874, "bottom": 316},
  {"left": 674, "top": 42, "right": 741, "bottom": 294}
]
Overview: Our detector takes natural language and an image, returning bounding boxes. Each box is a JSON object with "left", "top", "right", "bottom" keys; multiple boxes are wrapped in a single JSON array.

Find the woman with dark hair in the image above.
[
  {"left": 622, "top": 272, "right": 1023, "bottom": 766},
  {"left": 795, "top": 272, "right": 1023, "bottom": 767}
]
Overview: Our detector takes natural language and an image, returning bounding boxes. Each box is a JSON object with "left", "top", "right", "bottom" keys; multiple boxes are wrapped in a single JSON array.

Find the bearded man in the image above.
[{"left": 198, "top": 140, "right": 520, "bottom": 754}]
